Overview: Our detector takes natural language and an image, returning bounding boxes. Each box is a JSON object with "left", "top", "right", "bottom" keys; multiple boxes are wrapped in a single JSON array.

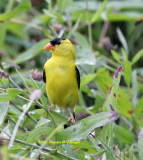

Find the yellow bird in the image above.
[{"left": 43, "top": 38, "right": 80, "bottom": 125}]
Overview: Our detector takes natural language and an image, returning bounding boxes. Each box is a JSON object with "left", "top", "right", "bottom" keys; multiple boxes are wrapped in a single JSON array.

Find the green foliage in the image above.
[{"left": 0, "top": 0, "right": 143, "bottom": 159}]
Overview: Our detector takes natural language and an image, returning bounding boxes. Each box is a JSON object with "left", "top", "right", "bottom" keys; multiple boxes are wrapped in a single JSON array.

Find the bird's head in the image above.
[{"left": 43, "top": 38, "right": 75, "bottom": 59}]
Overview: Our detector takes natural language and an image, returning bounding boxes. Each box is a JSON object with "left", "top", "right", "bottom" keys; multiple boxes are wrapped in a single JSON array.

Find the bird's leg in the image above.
[
  {"left": 47, "top": 104, "right": 55, "bottom": 111},
  {"left": 68, "top": 107, "right": 75, "bottom": 125}
]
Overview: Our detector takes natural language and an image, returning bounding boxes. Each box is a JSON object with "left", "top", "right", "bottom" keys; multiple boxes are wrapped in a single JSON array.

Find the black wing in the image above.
[
  {"left": 43, "top": 69, "right": 46, "bottom": 83},
  {"left": 76, "top": 66, "right": 80, "bottom": 89}
]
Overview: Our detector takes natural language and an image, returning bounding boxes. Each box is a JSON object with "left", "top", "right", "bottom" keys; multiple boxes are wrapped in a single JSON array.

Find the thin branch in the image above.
[
  {"left": 10, "top": 18, "right": 42, "bottom": 31},
  {"left": 85, "top": 0, "right": 92, "bottom": 50},
  {"left": 7, "top": 115, "right": 26, "bottom": 132},
  {"left": 2, "top": 136, "right": 76, "bottom": 160},
  {"left": 8, "top": 99, "right": 33, "bottom": 149},
  {"left": 10, "top": 101, "right": 37, "bottom": 123}
]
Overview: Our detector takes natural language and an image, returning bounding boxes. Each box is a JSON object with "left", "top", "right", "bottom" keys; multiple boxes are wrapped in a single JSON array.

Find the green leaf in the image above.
[
  {"left": 138, "top": 127, "right": 143, "bottom": 160},
  {"left": 0, "top": 93, "right": 15, "bottom": 102},
  {"left": 0, "top": 0, "right": 31, "bottom": 21},
  {"left": 134, "top": 96, "right": 143, "bottom": 118},
  {"left": 12, "top": 39, "right": 49, "bottom": 65},
  {"left": 62, "top": 144, "right": 83, "bottom": 160},
  {"left": 106, "top": 66, "right": 123, "bottom": 111},
  {"left": 35, "top": 117, "right": 50, "bottom": 128},
  {"left": 111, "top": 50, "right": 122, "bottom": 64},
  {"left": 131, "top": 49, "right": 143, "bottom": 65},
  {"left": 27, "top": 127, "right": 53, "bottom": 143},
  {"left": 67, "top": 15, "right": 82, "bottom": 39},
  {"left": 16, "top": 69, "right": 31, "bottom": 94},
  {"left": 57, "top": 112, "right": 119, "bottom": 141},
  {"left": 113, "top": 124, "right": 133, "bottom": 144},
  {"left": 73, "top": 32, "right": 89, "bottom": 49},
  {"left": 0, "top": 102, "right": 9, "bottom": 126},
  {"left": 124, "top": 60, "right": 132, "bottom": 86},
  {"left": 30, "top": 77, "right": 48, "bottom": 109},
  {"left": 6, "top": 88, "right": 25, "bottom": 96},
  {"left": 90, "top": 0, "right": 108, "bottom": 24},
  {"left": 80, "top": 74, "right": 97, "bottom": 88},
  {"left": 96, "top": 68, "right": 132, "bottom": 118},
  {"left": 117, "top": 28, "right": 128, "bottom": 55},
  {"left": 71, "top": 140, "right": 97, "bottom": 154},
  {"left": 34, "top": 109, "right": 67, "bottom": 124},
  {"left": 76, "top": 47, "right": 96, "bottom": 65}
]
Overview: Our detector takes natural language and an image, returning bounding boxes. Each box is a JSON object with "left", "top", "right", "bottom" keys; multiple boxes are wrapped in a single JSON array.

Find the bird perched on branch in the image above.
[{"left": 43, "top": 38, "right": 80, "bottom": 125}]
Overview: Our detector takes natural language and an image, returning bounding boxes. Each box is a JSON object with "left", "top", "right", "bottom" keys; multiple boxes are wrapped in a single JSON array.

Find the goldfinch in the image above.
[{"left": 43, "top": 38, "right": 80, "bottom": 125}]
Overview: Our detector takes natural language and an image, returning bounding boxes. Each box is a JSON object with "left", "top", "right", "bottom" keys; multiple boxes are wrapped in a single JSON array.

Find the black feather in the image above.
[
  {"left": 50, "top": 38, "right": 65, "bottom": 46},
  {"left": 43, "top": 69, "right": 46, "bottom": 83},
  {"left": 76, "top": 66, "right": 80, "bottom": 89}
]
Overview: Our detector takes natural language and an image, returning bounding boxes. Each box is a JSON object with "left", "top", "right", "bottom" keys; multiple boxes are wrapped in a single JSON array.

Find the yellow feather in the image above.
[{"left": 44, "top": 39, "right": 79, "bottom": 108}]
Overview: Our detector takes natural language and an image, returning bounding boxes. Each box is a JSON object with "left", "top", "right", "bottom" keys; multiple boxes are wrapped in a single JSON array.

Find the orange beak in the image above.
[{"left": 43, "top": 43, "right": 55, "bottom": 50}]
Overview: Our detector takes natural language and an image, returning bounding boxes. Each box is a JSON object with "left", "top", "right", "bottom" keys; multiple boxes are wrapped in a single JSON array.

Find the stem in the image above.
[
  {"left": 85, "top": 0, "right": 92, "bottom": 50},
  {"left": 7, "top": 115, "right": 26, "bottom": 132},
  {"left": 8, "top": 99, "right": 33, "bottom": 149},
  {"left": 10, "top": 101, "right": 37, "bottom": 123},
  {"left": 2, "top": 137, "right": 75, "bottom": 160}
]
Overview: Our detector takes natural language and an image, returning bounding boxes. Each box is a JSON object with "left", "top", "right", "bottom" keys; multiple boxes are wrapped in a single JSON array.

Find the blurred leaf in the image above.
[
  {"left": 96, "top": 68, "right": 132, "bottom": 118},
  {"left": 117, "top": 28, "right": 128, "bottom": 56},
  {"left": 106, "top": 66, "right": 123, "bottom": 111},
  {"left": 6, "top": 88, "right": 25, "bottom": 96},
  {"left": 101, "top": 125, "right": 110, "bottom": 143},
  {"left": 76, "top": 47, "right": 96, "bottom": 65},
  {"left": 124, "top": 60, "right": 132, "bottom": 86},
  {"left": 0, "top": 93, "right": 15, "bottom": 102},
  {"left": 1, "top": 123, "right": 12, "bottom": 138},
  {"left": 134, "top": 96, "right": 143, "bottom": 118},
  {"left": 138, "top": 127, "right": 143, "bottom": 160},
  {"left": 0, "top": 102, "right": 9, "bottom": 126},
  {"left": 80, "top": 74, "right": 97, "bottom": 88},
  {"left": 57, "top": 112, "right": 119, "bottom": 141},
  {"left": 113, "top": 124, "right": 134, "bottom": 144},
  {"left": 67, "top": 15, "right": 82, "bottom": 39},
  {"left": 0, "top": 0, "right": 31, "bottom": 21},
  {"left": 62, "top": 144, "right": 83, "bottom": 160},
  {"left": 57, "top": 0, "right": 72, "bottom": 12},
  {"left": 132, "top": 70, "right": 138, "bottom": 106},
  {"left": 131, "top": 49, "right": 143, "bottom": 65},
  {"left": 111, "top": 50, "right": 122, "bottom": 64},
  {"left": 12, "top": 39, "right": 49, "bottom": 65},
  {"left": 35, "top": 117, "right": 50, "bottom": 128},
  {"left": 91, "top": 0, "right": 108, "bottom": 24},
  {"left": 30, "top": 77, "right": 48, "bottom": 109},
  {"left": 73, "top": 32, "right": 89, "bottom": 49},
  {"left": 7, "top": 22, "right": 28, "bottom": 39},
  {"left": 16, "top": 69, "right": 31, "bottom": 94},
  {"left": 27, "top": 127, "right": 53, "bottom": 143},
  {"left": 34, "top": 109, "right": 67, "bottom": 124},
  {"left": 79, "top": 90, "right": 86, "bottom": 106},
  {"left": 71, "top": 140, "right": 97, "bottom": 154}
]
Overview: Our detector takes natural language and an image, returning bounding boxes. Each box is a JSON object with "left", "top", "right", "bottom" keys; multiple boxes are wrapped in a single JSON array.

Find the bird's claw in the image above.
[
  {"left": 47, "top": 105, "right": 55, "bottom": 111},
  {"left": 68, "top": 112, "right": 75, "bottom": 125}
]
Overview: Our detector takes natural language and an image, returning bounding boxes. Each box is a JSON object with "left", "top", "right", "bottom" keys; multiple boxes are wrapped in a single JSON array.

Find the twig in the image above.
[
  {"left": 137, "top": 75, "right": 143, "bottom": 83},
  {"left": 8, "top": 98, "right": 34, "bottom": 149},
  {"left": 99, "top": 21, "right": 109, "bottom": 44},
  {"left": 93, "top": 51, "right": 120, "bottom": 68},
  {"left": 10, "top": 101, "right": 37, "bottom": 123},
  {"left": 10, "top": 18, "right": 42, "bottom": 31},
  {"left": 7, "top": 115, "right": 26, "bottom": 132},
  {"left": 85, "top": 0, "right": 92, "bottom": 50},
  {"left": 1, "top": 136, "right": 76, "bottom": 160}
]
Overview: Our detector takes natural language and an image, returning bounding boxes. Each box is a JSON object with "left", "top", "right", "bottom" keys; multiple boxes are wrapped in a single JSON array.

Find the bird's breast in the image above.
[{"left": 44, "top": 58, "right": 79, "bottom": 107}]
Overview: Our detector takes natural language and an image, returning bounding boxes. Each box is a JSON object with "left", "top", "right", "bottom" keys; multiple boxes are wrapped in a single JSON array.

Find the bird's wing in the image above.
[
  {"left": 43, "top": 69, "right": 46, "bottom": 83},
  {"left": 76, "top": 66, "right": 80, "bottom": 89}
]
